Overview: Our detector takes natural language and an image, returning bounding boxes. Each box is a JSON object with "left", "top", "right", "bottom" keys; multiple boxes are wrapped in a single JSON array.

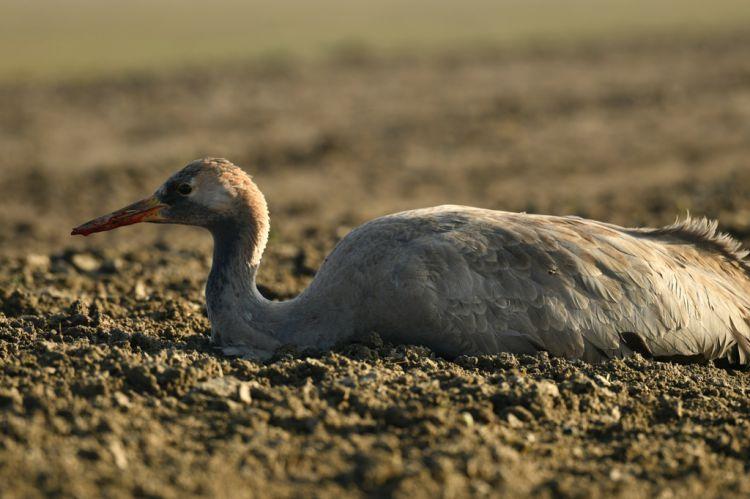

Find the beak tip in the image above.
[
  {"left": 70, "top": 196, "right": 165, "bottom": 237},
  {"left": 71, "top": 224, "right": 95, "bottom": 236}
]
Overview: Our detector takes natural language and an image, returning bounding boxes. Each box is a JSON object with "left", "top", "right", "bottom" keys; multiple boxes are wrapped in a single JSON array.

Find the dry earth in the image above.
[{"left": 2, "top": 33, "right": 750, "bottom": 498}]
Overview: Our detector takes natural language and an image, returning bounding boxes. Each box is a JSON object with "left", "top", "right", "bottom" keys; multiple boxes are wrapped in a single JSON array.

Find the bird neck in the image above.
[
  {"left": 203, "top": 182, "right": 280, "bottom": 348},
  {"left": 209, "top": 222, "right": 265, "bottom": 289},
  {"left": 232, "top": 182, "right": 270, "bottom": 269},
  {"left": 204, "top": 187, "right": 356, "bottom": 358},
  {"left": 206, "top": 211, "right": 335, "bottom": 357},
  {"left": 205, "top": 224, "right": 277, "bottom": 354}
]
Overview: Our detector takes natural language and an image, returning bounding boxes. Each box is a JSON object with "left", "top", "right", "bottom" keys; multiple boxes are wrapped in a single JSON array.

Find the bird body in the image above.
[
  {"left": 324, "top": 206, "right": 750, "bottom": 364},
  {"left": 73, "top": 159, "right": 750, "bottom": 364}
]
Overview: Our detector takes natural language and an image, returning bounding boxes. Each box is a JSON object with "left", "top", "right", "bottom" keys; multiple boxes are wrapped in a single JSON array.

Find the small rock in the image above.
[
  {"left": 237, "top": 383, "right": 252, "bottom": 404},
  {"left": 504, "top": 412, "right": 524, "bottom": 428},
  {"left": 535, "top": 380, "right": 560, "bottom": 399},
  {"left": 109, "top": 440, "right": 128, "bottom": 469},
  {"left": 133, "top": 281, "right": 148, "bottom": 300},
  {"left": 113, "top": 392, "right": 131, "bottom": 408},
  {"left": 71, "top": 253, "right": 101, "bottom": 273},
  {"left": 460, "top": 412, "right": 475, "bottom": 427},
  {"left": 609, "top": 406, "right": 622, "bottom": 423},
  {"left": 196, "top": 376, "right": 241, "bottom": 398},
  {"left": 25, "top": 254, "right": 50, "bottom": 269},
  {"left": 609, "top": 468, "right": 625, "bottom": 481}
]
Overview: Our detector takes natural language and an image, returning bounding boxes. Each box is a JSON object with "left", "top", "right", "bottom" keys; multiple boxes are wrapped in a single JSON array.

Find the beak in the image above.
[{"left": 71, "top": 195, "right": 168, "bottom": 236}]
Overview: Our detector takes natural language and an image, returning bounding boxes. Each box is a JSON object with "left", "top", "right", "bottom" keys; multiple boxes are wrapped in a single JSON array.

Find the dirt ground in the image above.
[{"left": 2, "top": 32, "right": 750, "bottom": 498}]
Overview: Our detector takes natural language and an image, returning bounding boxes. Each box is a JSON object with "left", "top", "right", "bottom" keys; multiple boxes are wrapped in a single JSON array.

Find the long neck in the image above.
[
  {"left": 209, "top": 222, "right": 265, "bottom": 304},
  {"left": 205, "top": 205, "right": 280, "bottom": 350},
  {"left": 205, "top": 208, "right": 351, "bottom": 357},
  {"left": 207, "top": 175, "right": 270, "bottom": 304}
]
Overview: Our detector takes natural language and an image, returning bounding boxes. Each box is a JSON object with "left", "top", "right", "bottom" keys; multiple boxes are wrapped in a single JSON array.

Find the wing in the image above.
[{"left": 397, "top": 208, "right": 750, "bottom": 365}]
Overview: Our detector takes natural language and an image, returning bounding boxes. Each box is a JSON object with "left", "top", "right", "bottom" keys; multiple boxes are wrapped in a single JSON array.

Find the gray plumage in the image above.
[
  {"left": 73, "top": 159, "right": 750, "bottom": 365},
  {"left": 310, "top": 206, "right": 750, "bottom": 365}
]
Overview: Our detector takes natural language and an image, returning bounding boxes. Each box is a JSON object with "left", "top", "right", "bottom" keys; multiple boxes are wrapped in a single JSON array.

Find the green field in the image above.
[{"left": 3, "top": 0, "right": 750, "bottom": 81}]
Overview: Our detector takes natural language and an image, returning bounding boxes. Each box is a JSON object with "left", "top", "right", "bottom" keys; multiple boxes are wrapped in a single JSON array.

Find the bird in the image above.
[{"left": 72, "top": 158, "right": 750, "bottom": 365}]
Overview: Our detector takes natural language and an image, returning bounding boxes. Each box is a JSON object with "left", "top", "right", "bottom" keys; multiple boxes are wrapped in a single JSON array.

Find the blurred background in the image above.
[
  {"left": 3, "top": 0, "right": 750, "bottom": 80},
  {"left": 2, "top": 0, "right": 750, "bottom": 259}
]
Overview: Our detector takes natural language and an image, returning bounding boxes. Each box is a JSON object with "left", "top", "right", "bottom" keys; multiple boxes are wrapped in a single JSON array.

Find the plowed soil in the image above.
[{"left": 2, "top": 33, "right": 750, "bottom": 498}]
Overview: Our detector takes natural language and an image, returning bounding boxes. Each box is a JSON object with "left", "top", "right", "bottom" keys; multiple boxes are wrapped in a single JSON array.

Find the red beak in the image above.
[{"left": 71, "top": 196, "right": 168, "bottom": 236}]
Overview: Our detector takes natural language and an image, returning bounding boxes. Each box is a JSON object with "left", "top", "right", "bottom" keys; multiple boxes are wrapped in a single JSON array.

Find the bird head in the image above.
[{"left": 71, "top": 158, "right": 267, "bottom": 236}]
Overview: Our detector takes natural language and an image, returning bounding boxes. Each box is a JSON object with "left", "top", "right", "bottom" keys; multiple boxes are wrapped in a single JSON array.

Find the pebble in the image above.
[
  {"left": 133, "top": 281, "right": 148, "bottom": 300},
  {"left": 237, "top": 383, "right": 253, "bottom": 404},
  {"left": 25, "top": 254, "right": 50, "bottom": 269},
  {"left": 594, "top": 374, "right": 612, "bottom": 387},
  {"left": 535, "top": 380, "right": 560, "bottom": 399},
  {"left": 71, "top": 253, "right": 101, "bottom": 273},
  {"left": 109, "top": 440, "right": 128, "bottom": 469},
  {"left": 113, "top": 392, "right": 131, "bottom": 408},
  {"left": 610, "top": 406, "right": 622, "bottom": 423},
  {"left": 609, "top": 468, "right": 625, "bottom": 481},
  {"left": 196, "top": 376, "right": 242, "bottom": 398},
  {"left": 505, "top": 412, "right": 524, "bottom": 428}
]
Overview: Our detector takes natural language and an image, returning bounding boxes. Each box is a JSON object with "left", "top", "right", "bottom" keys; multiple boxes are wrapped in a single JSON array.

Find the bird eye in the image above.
[{"left": 177, "top": 183, "right": 193, "bottom": 196}]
